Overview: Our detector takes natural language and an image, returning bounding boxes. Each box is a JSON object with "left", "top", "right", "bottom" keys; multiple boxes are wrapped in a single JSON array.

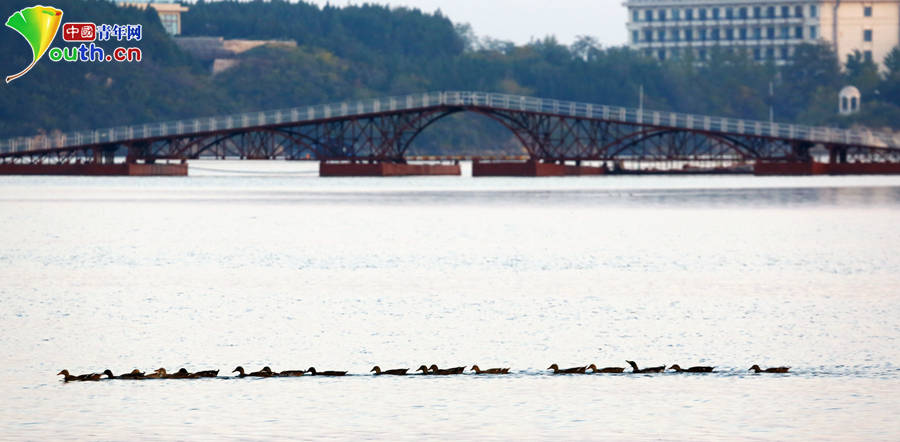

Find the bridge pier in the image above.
[
  {"left": 472, "top": 159, "right": 606, "bottom": 177},
  {"left": 0, "top": 161, "right": 188, "bottom": 176},
  {"left": 319, "top": 161, "right": 460, "bottom": 177}
]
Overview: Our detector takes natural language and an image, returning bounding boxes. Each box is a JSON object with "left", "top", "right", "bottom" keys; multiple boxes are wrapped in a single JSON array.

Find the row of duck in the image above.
[{"left": 57, "top": 361, "right": 790, "bottom": 381}]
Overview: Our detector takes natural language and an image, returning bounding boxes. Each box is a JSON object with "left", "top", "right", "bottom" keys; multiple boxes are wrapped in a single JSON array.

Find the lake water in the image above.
[{"left": 1, "top": 161, "right": 899, "bottom": 440}]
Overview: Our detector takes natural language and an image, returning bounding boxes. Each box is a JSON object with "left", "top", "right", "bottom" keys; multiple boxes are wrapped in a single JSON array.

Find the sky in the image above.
[{"left": 304, "top": 0, "right": 629, "bottom": 47}]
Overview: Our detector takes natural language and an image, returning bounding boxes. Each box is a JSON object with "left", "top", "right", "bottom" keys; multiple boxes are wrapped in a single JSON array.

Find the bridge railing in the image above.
[{"left": 1, "top": 90, "right": 897, "bottom": 154}]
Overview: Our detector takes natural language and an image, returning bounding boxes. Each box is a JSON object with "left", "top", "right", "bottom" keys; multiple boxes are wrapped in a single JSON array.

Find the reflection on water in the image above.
[{"left": 1, "top": 164, "right": 899, "bottom": 440}]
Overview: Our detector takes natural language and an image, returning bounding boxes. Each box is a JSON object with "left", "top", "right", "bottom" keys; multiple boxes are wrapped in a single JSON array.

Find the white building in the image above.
[
  {"left": 117, "top": 1, "right": 189, "bottom": 36},
  {"left": 625, "top": 0, "right": 900, "bottom": 68}
]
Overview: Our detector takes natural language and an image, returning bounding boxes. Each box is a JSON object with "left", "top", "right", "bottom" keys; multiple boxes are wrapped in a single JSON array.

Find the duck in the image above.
[
  {"left": 143, "top": 368, "right": 167, "bottom": 379},
  {"left": 470, "top": 365, "right": 510, "bottom": 374},
  {"left": 749, "top": 364, "right": 790, "bottom": 373},
  {"left": 232, "top": 366, "right": 273, "bottom": 377},
  {"left": 587, "top": 364, "right": 625, "bottom": 373},
  {"left": 101, "top": 369, "right": 145, "bottom": 379},
  {"left": 57, "top": 369, "right": 101, "bottom": 382},
  {"left": 166, "top": 368, "right": 192, "bottom": 379},
  {"left": 547, "top": 364, "right": 587, "bottom": 374},
  {"left": 626, "top": 361, "right": 665, "bottom": 373},
  {"left": 277, "top": 369, "right": 306, "bottom": 377},
  {"left": 371, "top": 366, "right": 409, "bottom": 375},
  {"left": 306, "top": 367, "right": 347, "bottom": 376},
  {"left": 429, "top": 364, "right": 465, "bottom": 375},
  {"left": 190, "top": 369, "right": 219, "bottom": 378},
  {"left": 416, "top": 365, "right": 432, "bottom": 375},
  {"left": 669, "top": 364, "right": 714, "bottom": 373}
]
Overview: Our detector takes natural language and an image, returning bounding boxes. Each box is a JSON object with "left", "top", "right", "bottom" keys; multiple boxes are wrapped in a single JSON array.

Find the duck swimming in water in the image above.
[
  {"left": 547, "top": 364, "right": 587, "bottom": 374},
  {"left": 190, "top": 369, "right": 219, "bottom": 378},
  {"left": 626, "top": 361, "right": 665, "bottom": 373},
  {"left": 587, "top": 364, "right": 625, "bottom": 373},
  {"left": 429, "top": 364, "right": 465, "bottom": 375},
  {"left": 102, "top": 369, "right": 145, "bottom": 379},
  {"left": 306, "top": 367, "right": 347, "bottom": 376},
  {"left": 57, "top": 370, "right": 101, "bottom": 382},
  {"left": 143, "top": 368, "right": 167, "bottom": 379},
  {"left": 371, "top": 366, "right": 409, "bottom": 375},
  {"left": 166, "top": 368, "right": 192, "bottom": 379},
  {"left": 470, "top": 365, "right": 510, "bottom": 374},
  {"left": 232, "top": 366, "right": 272, "bottom": 377},
  {"left": 276, "top": 368, "right": 306, "bottom": 377},
  {"left": 749, "top": 364, "right": 790, "bottom": 373},
  {"left": 669, "top": 364, "right": 714, "bottom": 373}
]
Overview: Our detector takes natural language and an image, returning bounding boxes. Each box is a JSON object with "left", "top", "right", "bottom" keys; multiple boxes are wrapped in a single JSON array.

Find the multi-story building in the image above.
[
  {"left": 625, "top": 0, "right": 900, "bottom": 68},
  {"left": 116, "top": 1, "right": 189, "bottom": 36}
]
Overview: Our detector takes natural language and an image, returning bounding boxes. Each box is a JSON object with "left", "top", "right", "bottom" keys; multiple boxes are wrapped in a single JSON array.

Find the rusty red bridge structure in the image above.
[{"left": 2, "top": 91, "right": 900, "bottom": 176}]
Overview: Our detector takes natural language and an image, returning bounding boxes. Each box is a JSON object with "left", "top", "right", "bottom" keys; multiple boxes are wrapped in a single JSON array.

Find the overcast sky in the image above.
[{"left": 305, "top": 0, "right": 629, "bottom": 47}]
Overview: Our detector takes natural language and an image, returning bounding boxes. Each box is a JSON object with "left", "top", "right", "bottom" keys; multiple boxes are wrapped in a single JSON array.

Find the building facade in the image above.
[
  {"left": 117, "top": 1, "right": 189, "bottom": 36},
  {"left": 625, "top": 0, "right": 900, "bottom": 68}
]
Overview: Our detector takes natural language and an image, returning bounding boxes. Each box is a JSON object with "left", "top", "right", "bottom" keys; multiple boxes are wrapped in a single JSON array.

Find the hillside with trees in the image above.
[{"left": 1, "top": 0, "right": 898, "bottom": 154}]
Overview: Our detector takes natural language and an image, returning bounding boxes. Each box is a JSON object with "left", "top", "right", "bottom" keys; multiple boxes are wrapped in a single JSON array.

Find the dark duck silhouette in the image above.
[
  {"left": 306, "top": 367, "right": 347, "bottom": 376},
  {"left": 165, "top": 368, "right": 192, "bottom": 379},
  {"left": 669, "top": 364, "right": 714, "bottom": 373},
  {"left": 232, "top": 366, "right": 273, "bottom": 377},
  {"left": 143, "top": 368, "right": 167, "bottom": 379},
  {"left": 626, "top": 361, "right": 665, "bottom": 373},
  {"left": 429, "top": 364, "right": 465, "bottom": 375},
  {"left": 57, "top": 369, "right": 101, "bottom": 382},
  {"left": 190, "top": 369, "right": 220, "bottom": 378},
  {"left": 371, "top": 366, "right": 409, "bottom": 375},
  {"left": 749, "top": 364, "right": 790, "bottom": 373},
  {"left": 416, "top": 365, "right": 432, "bottom": 375},
  {"left": 587, "top": 364, "right": 625, "bottom": 373},
  {"left": 102, "top": 369, "right": 146, "bottom": 379},
  {"left": 470, "top": 365, "right": 510, "bottom": 374},
  {"left": 547, "top": 364, "right": 587, "bottom": 374},
  {"left": 275, "top": 367, "right": 306, "bottom": 377}
]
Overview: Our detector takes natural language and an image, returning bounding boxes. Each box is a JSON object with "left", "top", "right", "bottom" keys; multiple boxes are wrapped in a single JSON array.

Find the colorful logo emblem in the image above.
[{"left": 5, "top": 5, "right": 63, "bottom": 83}]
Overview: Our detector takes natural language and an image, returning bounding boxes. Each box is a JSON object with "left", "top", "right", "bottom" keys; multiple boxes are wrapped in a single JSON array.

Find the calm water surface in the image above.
[{"left": 1, "top": 162, "right": 899, "bottom": 440}]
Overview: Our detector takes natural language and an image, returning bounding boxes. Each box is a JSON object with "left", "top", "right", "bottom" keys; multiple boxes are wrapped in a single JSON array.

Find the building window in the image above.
[
  {"left": 671, "top": 29, "right": 679, "bottom": 41},
  {"left": 811, "top": 5, "right": 817, "bottom": 17},
  {"left": 712, "top": 8, "right": 719, "bottom": 19},
  {"left": 644, "top": 29, "right": 653, "bottom": 42},
  {"left": 795, "top": 6, "right": 803, "bottom": 18},
  {"left": 767, "top": 27, "right": 775, "bottom": 39},
  {"left": 699, "top": 28, "right": 707, "bottom": 41},
  {"left": 699, "top": 48, "right": 707, "bottom": 60},
  {"left": 726, "top": 8, "right": 733, "bottom": 19},
  {"left": 767, "top": 6, "right": 775, "bottom": 18},
  {"left": 672, "top": 9, "right": 680, "bottom": 20},
  {"left": 726, "top": 29, "right": 734, "bottom": 40},
  {"left": 766, "top": 47, "right": 774, "bottom": 59},
  {"left": 864, "top": 29, "right": 873, "bottom": 41},
  {"left": 781, "top": 27, "right": 789, "bottom": 39},
  {"left": 781, "top": 6, "right": 789, "bottom": 17},
  {"left": 658, "top": 49, "right": 666, "bottom": 60},
  {"left": 659, "top": 9, "right": 666, "bottom": 21},
  {"left": 699, "top": 9, "right": 707, "bottom": 20},
  {"left": 159, "top": 13, "right": 178, "bottom": 35},
  {"left": 645, "top": 10, "right": 653, "bottom": 21},
  {"left": 740, "top": 28, "right": 747, "bottom": 40},
  {"left": 864, "top": 6, "right": 872, "bottom": 17},
  {"left": 633, "top": 30, "right": 639, "bottom": 43},
  {"left": 739, "top": 7, "right": 747, "bottom": 19},
  {"left": 754, "top": 28, "right": 762, "bottom": 40},
  {"left": 658, "top": 29, "right": 666, "bottom": 41},
  {"left": 754, "top": 7, "right": 761, "bottom": 18},
  {"left": 780, "top": 47, "right": 789, "bottom": 59},
  {"left": 685, "top": 29, "right": 693, "bottom": 41},
  {"left": 712, "top": 28, "right": 720, "bottom": 41},
  {"left": 810, "top": 26, "right": 817, "bottom": 39},
  {"left": 633, "top": 10, "right": 639, "bottom": 22},
  {"left": 864, "top": 50, "right": 873, "bottom": 62},
  {"left": 795, "top": 26, "right": 803, "bottom": 39},
  {"left": 686, "top": 9, "right": 694, "bottom": 20},
  {"left": 754, "top": 47, "right": 762, "bottom": 60}
]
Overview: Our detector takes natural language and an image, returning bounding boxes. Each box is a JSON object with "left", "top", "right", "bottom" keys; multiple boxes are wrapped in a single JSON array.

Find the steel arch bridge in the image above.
[{"left": 2, "top": 91, "right": 900, "bottom": 172}]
